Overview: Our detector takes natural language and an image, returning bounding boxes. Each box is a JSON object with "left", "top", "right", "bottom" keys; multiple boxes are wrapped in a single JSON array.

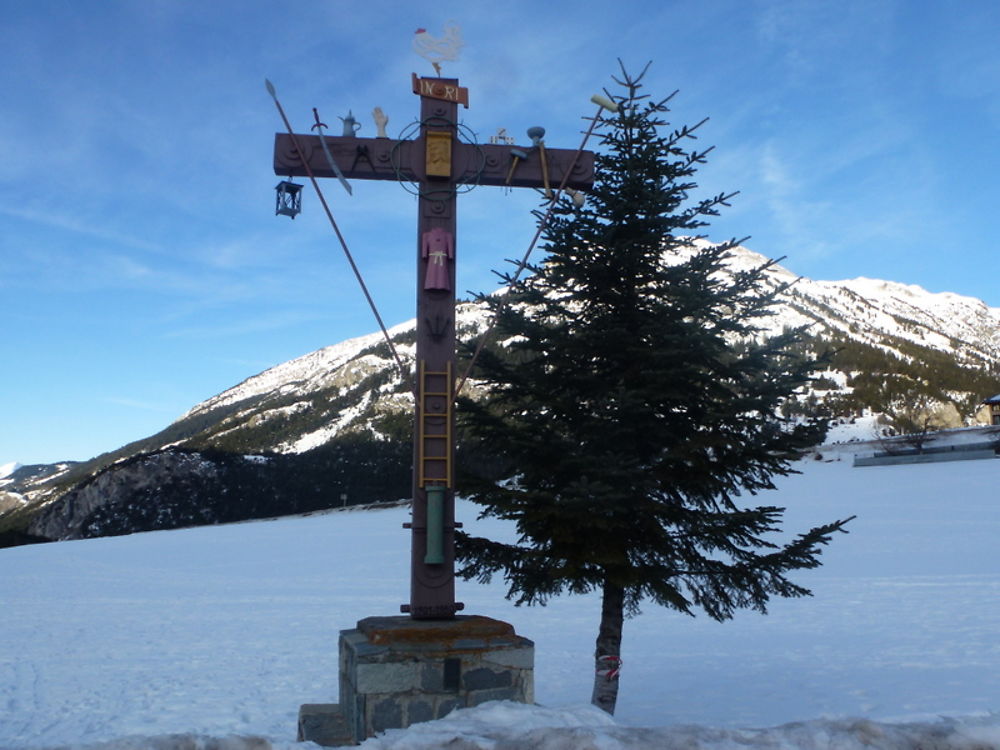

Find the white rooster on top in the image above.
[{"left": 413, "top": 22, "right": 464, "bottom": 77}]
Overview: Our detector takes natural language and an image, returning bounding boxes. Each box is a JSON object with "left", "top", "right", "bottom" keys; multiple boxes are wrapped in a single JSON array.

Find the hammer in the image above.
[
  {"left": 526, "top": 126, "right": 551, "bottom": 197},
  {"left": 505, "top": 147, "right": 530, "bottom": 186}
]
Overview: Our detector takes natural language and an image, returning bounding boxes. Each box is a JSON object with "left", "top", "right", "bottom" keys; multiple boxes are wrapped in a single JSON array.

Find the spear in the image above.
[
  {"left": 455, "top": 98, "right": 613, "bottom": 396},
  {"left": 264, "top": 79, "right": 408, "bottom": 383}
]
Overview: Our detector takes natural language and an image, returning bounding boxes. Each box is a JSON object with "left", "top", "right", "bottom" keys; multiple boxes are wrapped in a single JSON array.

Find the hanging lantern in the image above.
[{"left": 274, "top": 179, "right": 303, "bottom": 218}]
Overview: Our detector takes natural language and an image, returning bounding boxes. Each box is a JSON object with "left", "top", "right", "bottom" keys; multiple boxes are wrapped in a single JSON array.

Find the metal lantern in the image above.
[{"left": 274, "top": 179, "right": 303, "bottom": 218}]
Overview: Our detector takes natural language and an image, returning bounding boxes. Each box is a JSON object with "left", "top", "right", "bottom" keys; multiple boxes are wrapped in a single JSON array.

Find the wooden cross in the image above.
[{"left": 273, "top": 75, "right": 594, "bottom": 619}]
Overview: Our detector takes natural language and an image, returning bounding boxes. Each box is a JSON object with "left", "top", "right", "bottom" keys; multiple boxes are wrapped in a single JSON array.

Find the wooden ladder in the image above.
[{"left": 418, "top": 360, "right": 452, "bottom": 488}]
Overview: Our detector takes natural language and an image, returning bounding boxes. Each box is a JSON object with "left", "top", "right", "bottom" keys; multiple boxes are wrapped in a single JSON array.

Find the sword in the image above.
[{"left": 311, "top": 108, "right": 353, "bottom": 196}]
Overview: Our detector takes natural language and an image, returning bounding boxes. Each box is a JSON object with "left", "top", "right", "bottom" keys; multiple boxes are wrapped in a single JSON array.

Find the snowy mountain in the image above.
[
  {"left": 3, "top": 243, "right": 999, "bottom": 544},
  {"left": 166, "top": 242, "right": 1000, "bottom": 450},
  {"left": 0, "top": 461, "right": 21, "bottom": 480}
]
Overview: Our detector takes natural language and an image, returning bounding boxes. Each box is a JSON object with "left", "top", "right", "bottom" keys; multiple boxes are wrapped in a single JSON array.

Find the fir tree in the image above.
[{"left": 456, "top": 63, "right": 853, "bottom": 715}]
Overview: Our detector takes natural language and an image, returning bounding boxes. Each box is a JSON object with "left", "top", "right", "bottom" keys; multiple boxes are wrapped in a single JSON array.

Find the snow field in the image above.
[{"left": 1, "top": 456, "right": 998, "bottom": 748}]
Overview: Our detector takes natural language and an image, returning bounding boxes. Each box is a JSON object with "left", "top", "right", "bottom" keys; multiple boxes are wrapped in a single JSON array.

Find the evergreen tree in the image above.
[{"left": 456, "top": 63, "right": 853, "bottom": 715}]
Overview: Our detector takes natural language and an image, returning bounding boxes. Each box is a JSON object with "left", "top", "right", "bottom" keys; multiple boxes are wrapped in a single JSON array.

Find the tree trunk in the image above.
[{"left": 590, "top": 578, "right": 625, "bottom": 714}]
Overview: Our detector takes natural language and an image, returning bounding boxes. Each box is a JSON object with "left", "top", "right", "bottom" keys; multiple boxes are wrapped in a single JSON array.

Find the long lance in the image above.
[
  {"left": 454, "top": 96, "right": 616, "bottom": 397},
  {"left": 311, "top": 107, "right": 352, "bottom": 195},
  {"left": 265, "top": 78, "right": 409, "bottom": 384}
]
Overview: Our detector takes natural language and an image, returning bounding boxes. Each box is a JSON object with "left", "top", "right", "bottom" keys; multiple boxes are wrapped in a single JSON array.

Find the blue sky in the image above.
[{"left": 3, "top": 0, "right": 999, "bottom": 466}]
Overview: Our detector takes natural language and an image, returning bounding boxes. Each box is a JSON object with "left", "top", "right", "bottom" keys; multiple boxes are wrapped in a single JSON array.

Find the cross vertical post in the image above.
[
  {"left": 272, "top": 75, "right": 594, "bottom": 620},
  {"left": 408, "top": 80, "right": 461, "bottom": 618}
]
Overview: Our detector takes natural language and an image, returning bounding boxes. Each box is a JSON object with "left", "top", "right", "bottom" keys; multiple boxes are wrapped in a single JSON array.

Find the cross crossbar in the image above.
[
  {"left": 273, "top": 134, "right": 594, "bottom": 190},
  {"left": 273, "top": 76, "right": 595, "bottom": 620}
]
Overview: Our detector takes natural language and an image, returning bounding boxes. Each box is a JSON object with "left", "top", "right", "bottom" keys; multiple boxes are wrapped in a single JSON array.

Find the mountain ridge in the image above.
[
  {"left": 3, "top": 243, "right": 999, "bottom": 545},
  {"left": 161, "top": 244, "right": 1000, "bottom": 455}
]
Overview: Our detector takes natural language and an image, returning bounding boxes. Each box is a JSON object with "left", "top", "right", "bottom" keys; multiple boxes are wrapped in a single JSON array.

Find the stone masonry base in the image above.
[{"left": 297, "top": 615, "right": 534, "bottom": 746}]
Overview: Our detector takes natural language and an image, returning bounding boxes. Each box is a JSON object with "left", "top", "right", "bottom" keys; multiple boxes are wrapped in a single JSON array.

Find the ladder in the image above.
[{"left": 418, "top": 359, "right": 452, "bottom": 488}]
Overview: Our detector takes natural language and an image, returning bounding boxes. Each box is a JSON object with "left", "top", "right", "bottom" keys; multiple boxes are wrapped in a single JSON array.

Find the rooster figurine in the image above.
[{"left": 413, "top": 22, "right": 464, "bottom": 77}]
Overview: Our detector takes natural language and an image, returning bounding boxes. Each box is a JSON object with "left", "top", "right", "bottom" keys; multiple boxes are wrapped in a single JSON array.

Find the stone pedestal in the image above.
[{"left": 298, "top": 615, "right": 534, "bottom": 746}]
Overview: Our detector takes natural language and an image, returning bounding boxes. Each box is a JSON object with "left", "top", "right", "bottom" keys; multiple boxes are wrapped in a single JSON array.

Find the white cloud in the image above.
[
  {"left": 0, "top": 205, "right": 162, "bottom": 253},
  {"left": 757, "top": 143, "right": 832, "bottom": 259},
  {"left": 101, "top": 396, "right": 174, "bottom": 413},
  {"left": 163, "top": 310, "right": 327, "bottom": 341}
]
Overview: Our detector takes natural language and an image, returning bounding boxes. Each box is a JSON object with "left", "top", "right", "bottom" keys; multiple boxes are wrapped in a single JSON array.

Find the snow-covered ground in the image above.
[{"left": 2, "top": 452, "right": 999, "bottom": 749}]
